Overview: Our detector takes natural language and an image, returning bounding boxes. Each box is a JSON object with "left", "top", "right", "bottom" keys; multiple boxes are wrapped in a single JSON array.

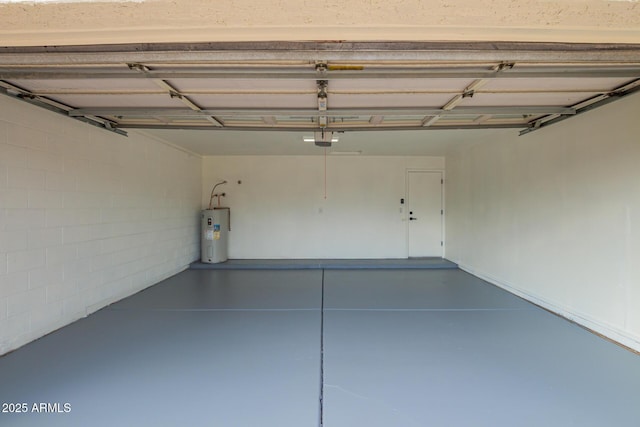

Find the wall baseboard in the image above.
[{"left": 458, "top": 262, "right": 640, "bottom": 354}]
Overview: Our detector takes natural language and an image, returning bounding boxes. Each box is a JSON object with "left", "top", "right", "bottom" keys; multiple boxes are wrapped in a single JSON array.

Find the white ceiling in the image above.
[{"left": 139, "top": 128, "right": 510, "bottom": 156}]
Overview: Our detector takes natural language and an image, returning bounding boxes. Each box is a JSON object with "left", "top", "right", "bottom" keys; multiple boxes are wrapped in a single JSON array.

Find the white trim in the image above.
[
  {"left": 458, "top": 262, "right": 640, "bottom": 353},
  {"left": 404, "top": 170, "right": 409, "bottom": 259},
  {"left": 441, "top": 170, "right": 446, "bottom": 258}
]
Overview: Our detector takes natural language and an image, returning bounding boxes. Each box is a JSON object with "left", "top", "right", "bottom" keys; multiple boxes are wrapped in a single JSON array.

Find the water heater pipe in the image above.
[{"left": 208, "top": 180, "right": 227, "bottom": 209}]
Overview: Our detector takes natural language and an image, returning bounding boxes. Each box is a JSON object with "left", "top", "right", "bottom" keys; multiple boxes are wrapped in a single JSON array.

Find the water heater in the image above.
[{"left": 201, "top": 208, "right": 229, "bottom": 263}]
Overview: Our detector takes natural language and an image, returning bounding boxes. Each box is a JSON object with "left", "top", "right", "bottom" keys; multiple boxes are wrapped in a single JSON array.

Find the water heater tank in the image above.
[{"left": 201, "top": 208, "right": 229, "bottom": 263}]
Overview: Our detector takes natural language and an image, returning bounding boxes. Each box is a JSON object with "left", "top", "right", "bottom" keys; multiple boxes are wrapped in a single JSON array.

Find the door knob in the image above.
[{"left": 409, "top": 217, "right": 417, "bottom": 221}]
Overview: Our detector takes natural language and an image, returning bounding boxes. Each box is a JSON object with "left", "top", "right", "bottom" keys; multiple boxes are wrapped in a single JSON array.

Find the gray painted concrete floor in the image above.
[{"left": 1, "top": 268, "right": 639, "bottom": 426}]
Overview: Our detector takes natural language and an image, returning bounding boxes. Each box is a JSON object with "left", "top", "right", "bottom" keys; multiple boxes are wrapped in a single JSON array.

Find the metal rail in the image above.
[
  {"left": 2, "top": 41, "right": 640, "bottom": 64},
  {"left": 68, "top": 106, "right": 576, "bottom": 118}
]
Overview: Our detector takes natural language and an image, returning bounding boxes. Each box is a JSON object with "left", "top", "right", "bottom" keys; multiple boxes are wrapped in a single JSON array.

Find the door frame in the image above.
[{"left": 405, "top": 169, "right": 445, "bottom": 258}]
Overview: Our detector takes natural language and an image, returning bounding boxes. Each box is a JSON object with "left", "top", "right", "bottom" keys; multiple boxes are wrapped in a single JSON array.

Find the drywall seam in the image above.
[{"left": 458, "top": 262, "right": 640, "bottom": 354}]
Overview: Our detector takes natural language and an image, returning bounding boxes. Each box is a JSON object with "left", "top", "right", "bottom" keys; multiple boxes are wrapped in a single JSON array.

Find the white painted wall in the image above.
[
  {"left": 202, "top": 155, "right": 444, "bottom": 259},
  {"left": 446, "top": 92, "right": 640, "bottom": 352},
  {"left": 0, "top": 96, "right": 202, "bottom": 355}
]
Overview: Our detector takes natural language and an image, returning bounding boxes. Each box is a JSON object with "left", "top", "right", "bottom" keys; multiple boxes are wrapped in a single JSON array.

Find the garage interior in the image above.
[{"left": 1, "top": 1, "right": 640, "bottom": 426}]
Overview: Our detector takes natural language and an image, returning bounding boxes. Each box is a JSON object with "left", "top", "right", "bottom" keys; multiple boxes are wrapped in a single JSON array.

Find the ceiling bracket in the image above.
[
  {"left": 127, "top": 63, "right": 146, "bottom": 72},
  {"left": 315, "top": 62, "right": 328, "bottom": 75},
  {"left": 317, "top": 80, "right": 328, "bottom": 98},
  {"left": 496, "top": 62, "right": 516, "bottom": 72},
  {"left": 317, "top": 79, "right": 328, "bottom": 128}
]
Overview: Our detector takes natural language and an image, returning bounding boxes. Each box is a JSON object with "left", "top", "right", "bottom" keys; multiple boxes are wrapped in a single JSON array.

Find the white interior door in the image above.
[{"left": 407, "top": 171, "right": 443, "bottom": 257}]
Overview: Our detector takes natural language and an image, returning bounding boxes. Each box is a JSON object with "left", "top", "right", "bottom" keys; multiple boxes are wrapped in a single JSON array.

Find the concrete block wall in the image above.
[
  {"left": 0, "top": 96, "right": 202, "bottom": 355},
  {"left": 445, "top": 92, "right": 640, "bottom": 352}
]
